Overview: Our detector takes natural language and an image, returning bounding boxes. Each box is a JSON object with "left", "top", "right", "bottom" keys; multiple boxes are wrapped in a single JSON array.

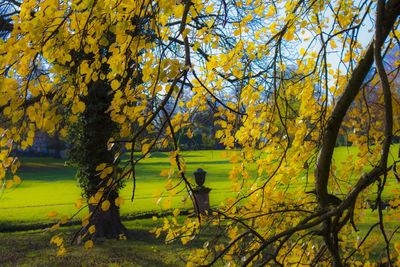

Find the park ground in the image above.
[
  {"left": 0, "top": 146, "right": 399, "bottom": 266},
  {"left": 1, "top": 150, "right": 237, "bottom": 266}
]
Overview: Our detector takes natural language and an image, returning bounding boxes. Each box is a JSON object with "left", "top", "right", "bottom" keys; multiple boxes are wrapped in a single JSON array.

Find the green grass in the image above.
[
  {"left": 0, "top": 146, "right": 400, "bottom": 265},
  {"left": 0, "top": 218, "right": 209, "bottom": 266},
  {"left": 0, "top": 146, "right": 399, "bottom": 227},
  {"left": 0, "top": 150, "right": 238, "bottom": 226}
]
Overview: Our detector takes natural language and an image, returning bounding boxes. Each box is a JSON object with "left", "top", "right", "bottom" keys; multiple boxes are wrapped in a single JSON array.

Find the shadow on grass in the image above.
[
  {"left": 0, "top": 217, "right": 199, "bottom": 266},
  {"left": 16, "top": 168, "right": 77, "bottom": 181},
  {"left": 121, "top": 151, "right": 205, "bottom": 160},
  {"left": 0, "top": 228, "right": 184, "bottom": 266},
  {"left": 137, "top": 160, "right": 231, "bottom": 167}
]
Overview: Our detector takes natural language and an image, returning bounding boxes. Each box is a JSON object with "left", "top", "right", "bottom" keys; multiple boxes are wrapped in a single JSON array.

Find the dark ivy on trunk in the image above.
[
  {"left": 69, "top": 79, "right": 126, "bottom": 239},
  {"left": 66, "top": 15, "right": 149, "bottom": 241}
]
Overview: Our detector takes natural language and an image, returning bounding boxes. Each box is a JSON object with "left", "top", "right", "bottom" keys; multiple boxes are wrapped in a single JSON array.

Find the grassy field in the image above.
[
  {"left": 0, "top": 146, "right": 400, "bottom": 265},
  {"left": 0, "top": 217, "right": 398, "bottom": 266},
  {"left": 1, "top": 146, "right": 399, "bottom": 227},
  {"left": 0, "top": 218, "right": 208, "bottom": 266},
  {"left": 0, "top": 150, "right": 240, "bottom": 227},
  {"left": 0, "top": 151, "right": 233, "bottom": 266}
]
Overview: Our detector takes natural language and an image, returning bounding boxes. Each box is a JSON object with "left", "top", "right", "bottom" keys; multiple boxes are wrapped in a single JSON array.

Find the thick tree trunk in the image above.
[
  {"left": 88, "top": 191, "right": 126, "bottom": 239},
  {"left": 76, "top": 78, "right": 126, "bottom": 239}
]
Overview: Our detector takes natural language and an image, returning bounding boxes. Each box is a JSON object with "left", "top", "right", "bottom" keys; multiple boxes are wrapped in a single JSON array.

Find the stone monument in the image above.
[{"left": 193, "top": 168, "right": 211, "bottom": 215}]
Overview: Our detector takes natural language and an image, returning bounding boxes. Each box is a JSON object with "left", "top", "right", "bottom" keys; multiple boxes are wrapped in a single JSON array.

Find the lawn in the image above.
[
  {"left": 0, "top": 146, "right": 400, "bottom": 265},
  {"left": 0, "top": 218, "right": 208, "bottom": 266},
  {"left": 0, "top": 150, "right": 239, "bottom": 227},
  {"left": 0, "top": 146, "right": 399, "bottom": 228},
  {"left": 0, "top": 216, "right": 398, "bottom": 266}
]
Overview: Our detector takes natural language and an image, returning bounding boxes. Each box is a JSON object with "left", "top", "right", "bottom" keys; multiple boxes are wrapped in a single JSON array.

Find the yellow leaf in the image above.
[
  {"left": 55, "top": 237, "right": 63, "bottom": 247},
  {"left": 111, "top": 80, "right": 120, "bottom": 90},
  {"left": 48, "top": 211, "right": 58, "bottom": 218},
  {"left": 3, "top": 157, "right": 13, "bottom": 167},
  {"left": 173, "top": 208, "right": 180, "bottom": 217},
  {"left": 60, "top": 215, "right": 69, "bottom": 224},
  {"left": 162, "top": 198, "right": 172, "bottom": 210},
  {"left": 57, "top": 246, "right": 66, "bottom": 257},
  {"left": 330, "top": 40, "right": 337, "bottom": 49},
  {"left": 80, "top": 61, "right": 90, "bottom": 75},
  {"left": 115, "top": 196, "right": 125, "bottom": 207},
  {"left": 187, "top": 128, "right": 193, "bottom": 139},
  {"left": 60, "top": 128, "right": 68, "bottom": 138},
  {"left": 266, "top": 5, "right": 275, "bottom": 16},
  {"left": 118, "top": 233, "right": 127, "bottom": 240},
  {"left": 160, "top": 169, "right": 170, "bottom": 177},
  {"left": 205, "top": 4, "right": 214, "bottom": 13},
  {"left": 230, "top": 154, "right": 239, "bottom": 163},
  {"left": 50, "top": 235, "right": 63, "bottom": 246},
  {"left": 77, "top": 101, "right": 85, "bottom": 113},
  {"left": 82, "top": 218, "right": 89, "bottom": 227},
  {"left": 84, "top": 240, "right": 93, "bottom": 250},
  {"left": 88, "top": 196, "right": 98, "bottom": 205},
  {"left": 75, "top": 198, "right": 84, "bottom": 209},
  {"left": 100, "top": 166, "right": 113, "bottom": 179},
  {"left": 50, "top": 223, "right": 60, "bottom": 231},
  {"left": 5, "top": 179, "right": 13, "bottom": 189},
  {"left": 69, "top": 115, "right": 78, "bottom": 123},
  {"left": 243, "top": 14, "right": 253, "bottom": 23},
  {"left": 103, "top": 166, "right": 113, "bottom": 175},
  {"left": 215, "top": 130, "right": 224, "bottom": 139},
  {"left": 95, "top": 163, "right": 107, "bottom": 171},
  {"left": 50, "top": 235, "right": 58, "bottom": 244},
  {"left": 51, "top": 236, "right": 59, "bottom": 245},
  {"left": 88, "top": 225, "right": 96, "bottom": 234},
  {"left": 10, "top": 158, "right": 20, "bottom": 174},
  {"left": 13, "top": 175, "right": 21, "bottom": 184},
  {"left": 142, "top": 143, "right": 151, "bottom": 154},
  {"left": 101, "top": 200, "right": 110, "bottom": 211},
  {"left": 165, "top": 178, "right": 174, "bottom": 190},
  {"left": 181, "top": 236, "right": 190, "bottom": 245}
]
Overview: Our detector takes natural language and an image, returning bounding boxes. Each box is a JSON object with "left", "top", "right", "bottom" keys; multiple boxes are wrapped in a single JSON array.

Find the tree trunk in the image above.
[
  {"left": 71, "top": 78, "right": 126, "bottom": 239},
  {"left": 88, "top": 191, "right": 126, "bottom": 239}
]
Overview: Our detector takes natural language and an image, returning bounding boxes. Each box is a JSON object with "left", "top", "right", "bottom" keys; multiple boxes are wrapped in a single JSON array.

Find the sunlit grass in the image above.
[
  {"left": 0, "top": 146, "right": 400, "bottom": 266},
  {"left": 0, "top": 150, "right": 238, "bottom": 226},
  {"left": 0, "top": 145, "right": 398, "bottom": 227}
]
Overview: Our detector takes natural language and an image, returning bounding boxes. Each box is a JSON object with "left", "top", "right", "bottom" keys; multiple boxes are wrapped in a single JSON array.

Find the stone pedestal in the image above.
[
  {"left": 192, "top": 168, "right": 211, "bottom": 215},
  {"left": 193, "top": 186, "right": 211, "bottom": 215}
]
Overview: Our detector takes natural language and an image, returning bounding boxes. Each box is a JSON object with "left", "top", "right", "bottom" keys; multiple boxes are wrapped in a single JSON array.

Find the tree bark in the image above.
[
  {"left": 78, "top": 79, "right": 126, "bottom": 239},
  {"left": 88, "top": 191, "right": 126, "bottom": 239},
  {"left": 316, "top": 0, "right": 400, "bottom": 208},
  {"left": 315, "top": 0, "right": 400, "bottom": 264}
]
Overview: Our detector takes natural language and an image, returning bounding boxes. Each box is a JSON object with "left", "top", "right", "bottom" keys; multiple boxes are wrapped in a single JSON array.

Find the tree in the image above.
[
  {"left": 0, "top": 0, "right": 128, "bottom": 239},
  {"left": 67, "top": 78, "right": 127, "bottom": 239},
  {"left": 1, "top": 0, "right": 400, "bottom": 266}
]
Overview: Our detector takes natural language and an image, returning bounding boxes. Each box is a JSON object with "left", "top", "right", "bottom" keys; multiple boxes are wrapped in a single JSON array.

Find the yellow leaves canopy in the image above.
[{"left": 0, "top": 0, "right": 399, "bottom": 265}]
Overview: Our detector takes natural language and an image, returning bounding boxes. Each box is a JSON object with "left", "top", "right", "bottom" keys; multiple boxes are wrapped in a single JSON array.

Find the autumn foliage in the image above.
[{"left": 1, "top": 0, "right": 400, "bottom": 265}]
